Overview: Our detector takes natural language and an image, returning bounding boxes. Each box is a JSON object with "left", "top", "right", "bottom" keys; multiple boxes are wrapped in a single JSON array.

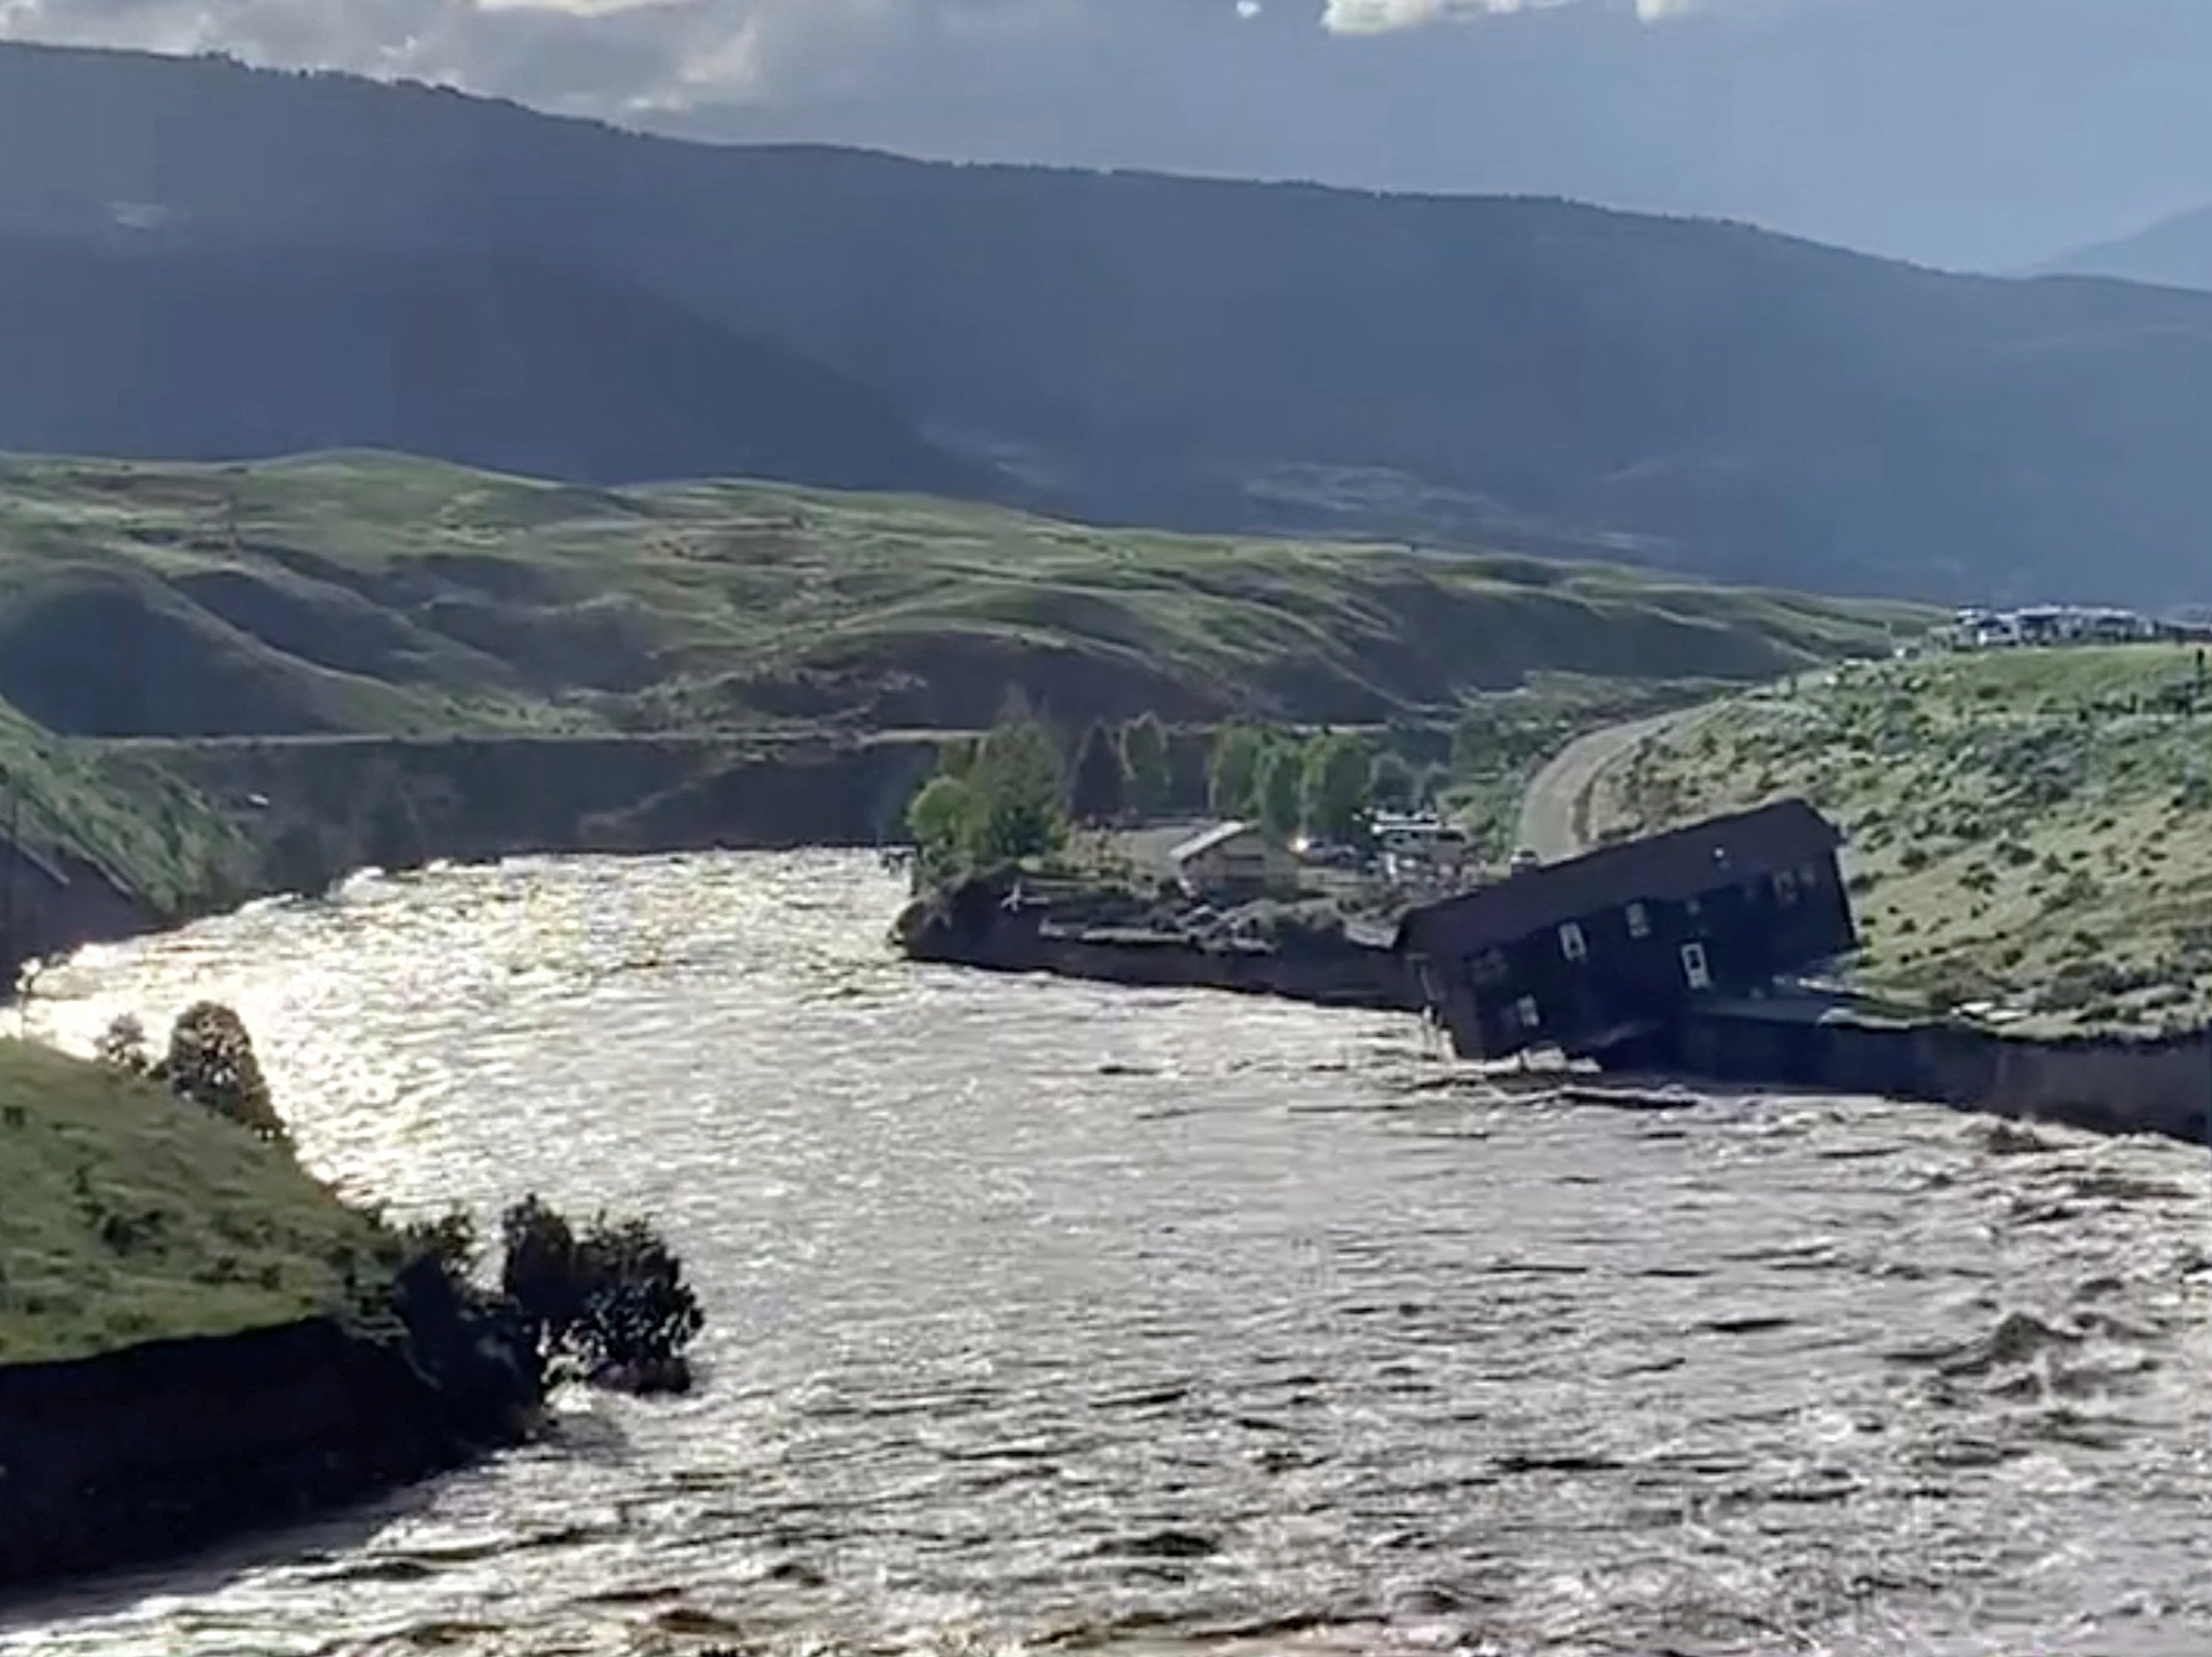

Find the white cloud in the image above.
[
  {"left": 0, "top": 0, "right": 1715, "bottom": 111},
  {"left": 1321, "top": 0, "right": 1708, "bottom": 28},
  {"left": 0, "top": 0, "right": 1012, "bottom": 106}
]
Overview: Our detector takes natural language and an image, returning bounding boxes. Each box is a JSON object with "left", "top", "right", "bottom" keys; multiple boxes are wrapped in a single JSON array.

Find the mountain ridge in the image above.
[
  {"left": 2043, "top": 205, "right": 2212, "bottom": 292},
  {"left": 9, "top": 41, "right": 2212, "bottom": 605}
]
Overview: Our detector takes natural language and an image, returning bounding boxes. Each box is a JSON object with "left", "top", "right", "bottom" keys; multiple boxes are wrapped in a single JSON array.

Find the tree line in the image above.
[{"left": 904, "top": 712, "right": 1445, "bottom": 882}]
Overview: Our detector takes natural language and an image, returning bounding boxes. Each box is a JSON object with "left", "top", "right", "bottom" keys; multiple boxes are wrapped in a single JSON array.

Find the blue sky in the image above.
[{"left": 5, "top": 0, "right": 2210, "bottom": 269}]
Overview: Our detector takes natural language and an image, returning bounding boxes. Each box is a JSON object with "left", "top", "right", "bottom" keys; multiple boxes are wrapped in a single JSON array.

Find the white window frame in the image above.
[
  {"left": 1516, "top": 994, "right": 1542, "bottom": 1030},
  {"left": 1559, "top": 920, "right": 1589, "bottom": 963},
  {"left": 1626, "top": 901, "right": 1652, "bottom": 939},
  {"left": 1681, "top": 941, "right": 1713, "bottom": 991}
]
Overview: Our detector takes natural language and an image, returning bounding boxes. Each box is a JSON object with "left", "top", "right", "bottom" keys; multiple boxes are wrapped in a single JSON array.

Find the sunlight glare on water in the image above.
[{"left": 4, "top": 851, "right": 2212, "bottom": 1655}]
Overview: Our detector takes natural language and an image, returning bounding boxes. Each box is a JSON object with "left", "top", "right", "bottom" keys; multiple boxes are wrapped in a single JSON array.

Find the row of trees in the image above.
[
  {"left": 905, "top": 713, "right": 1445, "bottom": 880},
  {"left": 1076, "top": 716, "right": 1430, "bottom": 834},
  {"left": 1205, "top": 726, "right": 1424, "bottom": 843}
]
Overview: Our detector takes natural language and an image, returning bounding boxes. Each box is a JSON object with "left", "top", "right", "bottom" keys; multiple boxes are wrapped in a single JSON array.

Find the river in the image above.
[{"left": 4, "top": 851, "right": 2212, "bottom": 1656}]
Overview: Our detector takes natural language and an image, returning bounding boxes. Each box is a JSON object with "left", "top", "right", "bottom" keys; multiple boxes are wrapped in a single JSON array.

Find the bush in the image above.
[
  {"left": 94, "top": 1014, "right": 152, "bottom": 1075},
  {"left": 500, "top": 1195, "right": 704, "bottom": 1391},
  {"left": 402, "top": 1208, "right": 481, "bottom": 1290}
]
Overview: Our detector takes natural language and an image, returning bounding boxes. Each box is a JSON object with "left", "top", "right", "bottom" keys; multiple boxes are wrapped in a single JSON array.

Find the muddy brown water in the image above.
[{"left": 4, "top": 851, "right": 2212, "bottom": 1655}]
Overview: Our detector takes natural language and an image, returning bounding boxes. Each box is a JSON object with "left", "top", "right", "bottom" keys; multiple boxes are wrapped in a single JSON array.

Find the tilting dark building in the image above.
[{"left": 1397, "top": 799, "right": 1857, "bottom": 1061}]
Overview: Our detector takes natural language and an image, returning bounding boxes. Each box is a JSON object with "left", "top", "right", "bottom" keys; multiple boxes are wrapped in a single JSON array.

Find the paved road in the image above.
[{"left": 1514, "top": 705, "right": 1715, "bottom": 861}]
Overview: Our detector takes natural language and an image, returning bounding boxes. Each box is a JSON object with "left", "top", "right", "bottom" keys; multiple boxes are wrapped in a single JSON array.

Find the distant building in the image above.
[
  {"left": 1168, "top": 821, "right": 1297, "bottom": 899},
  {"left": 1397, "top": 799, "right": 1857, "bottom": 1062},
  {"left": 1937, "top": 603, "right": 2160, "bottom": 652}
]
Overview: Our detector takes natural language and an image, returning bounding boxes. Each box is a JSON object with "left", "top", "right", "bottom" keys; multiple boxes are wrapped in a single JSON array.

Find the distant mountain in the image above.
[
  {"left": 2045, "top": 207, "right": 2212, "bottom": 292},
  {"left": 0, "top": 237, "right": 973, "bottom": 493},
  {"left": 9, "top": 42, "right": 2212, "bottom": 605}
]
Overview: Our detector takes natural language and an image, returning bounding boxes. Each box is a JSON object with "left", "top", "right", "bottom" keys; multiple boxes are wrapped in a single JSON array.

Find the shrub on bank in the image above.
[
  {"left": 97, "top": 1003, "right": 287, "bottom": 1145},
  {"left": 500, "top": 1195, "right": 705, "bottom": 1393},
  {"left": 92, "top": 1006, "right": 705, "bottom": 1396}
]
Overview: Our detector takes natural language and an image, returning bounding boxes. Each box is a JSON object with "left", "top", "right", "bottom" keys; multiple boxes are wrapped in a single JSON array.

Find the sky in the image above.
[{"left": 4, "top": 0, "right": 2211, "bottom": 270}]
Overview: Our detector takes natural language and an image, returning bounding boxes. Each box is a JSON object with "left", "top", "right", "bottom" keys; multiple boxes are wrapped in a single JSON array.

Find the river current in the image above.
[{"left": 4, "top": 851, "right": 2212, "bottom": 1655}]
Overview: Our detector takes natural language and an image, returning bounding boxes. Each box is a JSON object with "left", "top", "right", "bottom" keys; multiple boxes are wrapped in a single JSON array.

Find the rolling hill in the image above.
[
  {"left": 0, "top": 451, "right": 1926, "bottom": 741},
  {"left": 1585, "top": 645, "right": 2212, "bottom": 1033},
  {"left": 6, "top": 43, "right": 2212, "bottom": 605},
  {"left": 0, "top": 450, "right": 1923, "bottom": 943}
]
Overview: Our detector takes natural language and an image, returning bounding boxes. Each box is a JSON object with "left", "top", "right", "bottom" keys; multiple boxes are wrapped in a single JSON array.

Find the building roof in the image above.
[
  {"left": 1168, "top": 819, "right": 1259, "bottom": 863},
  {"left": 1397, "top": 798, "right": 1842, "bottom": 958}
]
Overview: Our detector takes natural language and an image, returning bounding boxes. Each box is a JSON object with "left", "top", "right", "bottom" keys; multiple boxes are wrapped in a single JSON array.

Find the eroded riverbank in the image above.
[{"left": 7, "top": 851, "right": 2212, "bottom": 1655}]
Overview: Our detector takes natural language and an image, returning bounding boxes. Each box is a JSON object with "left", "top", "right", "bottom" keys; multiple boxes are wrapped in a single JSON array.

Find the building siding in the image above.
[{"left": 1403, "top": 804, "right": 1856, "bottom": 1061}]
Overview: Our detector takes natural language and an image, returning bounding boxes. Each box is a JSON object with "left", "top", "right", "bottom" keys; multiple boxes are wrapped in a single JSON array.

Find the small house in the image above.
[
  {"left": 1168, "top": 821, "right": 1295, "bottom": 898},
  {"left": 1396, "top": 799, "right": 1856, "bottom": 1062}
]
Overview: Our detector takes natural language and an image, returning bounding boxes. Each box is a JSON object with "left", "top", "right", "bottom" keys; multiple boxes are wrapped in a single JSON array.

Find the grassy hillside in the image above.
[
  {"left": 8, "top": 45, "right": 2212, "bottom": 601},
  {"left": 0, "top": 695, "right": 253, "bottom": 917},
  {"left": 0, "top": 452, "right": 1924, "bottom": 743},
  {"left": 0, "top": 1039, "right": 379, "bottom": 1364},
  {"left": 1587, "top": 645, "right": 2212, "bottom": 1033}
]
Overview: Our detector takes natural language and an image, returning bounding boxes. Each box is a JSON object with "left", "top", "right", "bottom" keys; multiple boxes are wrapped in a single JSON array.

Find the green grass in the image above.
[
  {"left": 0, "top": 1039, "right": 381, "bottom": 1364},
  {"left": 1441, "top": 672, "right": 1740, "bottom": 858},
  {"left": 1588, "top": 645, "right": 2212, "bottom": 1034},
  {"left": 0, "top": 695, "right": 256, "bottom": 916},
  {"left": 0, "top": 450, "right": 1926, "bottom": 739},
  {"left": 0, "top": 449, "right": 1929, "bottom": 923}
]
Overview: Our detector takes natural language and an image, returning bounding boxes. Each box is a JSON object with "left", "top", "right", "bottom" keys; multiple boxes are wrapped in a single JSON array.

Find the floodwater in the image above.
[{"left": 5, "top": 850, "right": 2212, "bottom": 1656}]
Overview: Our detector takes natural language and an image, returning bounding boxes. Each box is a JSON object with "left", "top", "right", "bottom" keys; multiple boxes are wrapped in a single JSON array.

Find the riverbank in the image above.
[
  {"left": 894, "top": 873, "right": 1420, "bottom": 1014},
  {"left": 893, "top": 853, "right": 2212, "bottom": 1149},
  {"left": 0, "top": 1038, "right": 541, "bottom": 1592},
  {"left": 2, "top": 729, "right": 947, "bottom": 995}
]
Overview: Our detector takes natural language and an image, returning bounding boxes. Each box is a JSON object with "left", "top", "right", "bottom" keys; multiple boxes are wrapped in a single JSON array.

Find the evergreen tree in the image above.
[
  {"left": 1258, "top": 743, "right": 1305, "bottom": 840},
  {"left": 1208, "top": 724, "right": 1268, "bottom": 818},
  {"left": 1369, "top": 750, "right": 1417, "bottom": 811},
  {"left": 964, "top": 717, "right": 1069, "bottom": 868},
  {"left": 1119, "top": 713, "right": 1173, "bottom": 818},
  {"left": 1070, "top": 722, "right": 1128, "bottom": 824},
  {"left": 1303, "top": 733, "right": 1376, "bottom": 843}
]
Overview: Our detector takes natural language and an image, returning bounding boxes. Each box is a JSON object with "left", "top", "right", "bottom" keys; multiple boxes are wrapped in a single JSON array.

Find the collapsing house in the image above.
[{"left": 1396, "top": 799, "right": 1858, "bottom": 1062}]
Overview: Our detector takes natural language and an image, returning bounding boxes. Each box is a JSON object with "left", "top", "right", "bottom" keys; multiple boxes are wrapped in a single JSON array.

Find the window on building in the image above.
[
  {"left": 1472, "top": 949, "right": 1507, "bottom": 986},
  {"left": 1684, "top": 895, "right": 1702, "bottom": 919},
  {"left": 1559, "top": 921, "right": 1588, "bottom": 962},
  {"left": 1775, "top": 868, "right": 1800, "bottom": 907},
  {"left": 1516, "top": 995, "right": 1542, "bottom": 1029},
  {"left": 1681, "top": 941, "right": 1712, "bottom": 991},
  {"left": 1800, "top": 863, "right": 1823, "bottom": 888},
  {"left": 1626, "top": 901, "right": 1651, "bottom": 939}
]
